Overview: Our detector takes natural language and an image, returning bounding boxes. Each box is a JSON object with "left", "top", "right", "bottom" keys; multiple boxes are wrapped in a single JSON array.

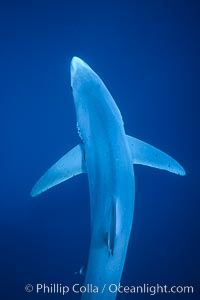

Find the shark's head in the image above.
[
  {"left": 70, "top": 56, "right": 123, "bottom": 143},
  {"left": 70, "top": 56, "right": 101, "bottom": 96}
]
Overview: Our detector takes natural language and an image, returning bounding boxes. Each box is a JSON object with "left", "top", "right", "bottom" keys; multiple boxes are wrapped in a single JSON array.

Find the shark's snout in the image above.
[
  {"left": 70, "top": 57, "right": 82, "bottom": 87},
  {"left": 71, "top": 57, "right": 87, "bottom": 76},
  {"left": 71, "top": 57, "right": 81, "bottom": 75},
  {"left": 70, "top": 57, "right": 91, "bottom": 87}
]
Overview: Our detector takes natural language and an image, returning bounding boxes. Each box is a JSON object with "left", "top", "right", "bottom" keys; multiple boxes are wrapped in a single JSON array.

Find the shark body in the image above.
[{"left": 31, "top": 57, "right": 185, "bottom": 300}]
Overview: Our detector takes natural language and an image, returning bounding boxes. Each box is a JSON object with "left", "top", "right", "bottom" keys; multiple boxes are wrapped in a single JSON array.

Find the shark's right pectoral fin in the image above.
[
  {"left": 127, "top": 135, "right": 186, "bottom": 176},
  {"left": 31, "top": 144, "right": 86, "bottom": 197}
]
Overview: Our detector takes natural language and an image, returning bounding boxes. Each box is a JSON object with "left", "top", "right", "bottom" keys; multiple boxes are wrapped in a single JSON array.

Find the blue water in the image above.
[{"left": 1, "top": 1, "right": 199, "bottom": 299}]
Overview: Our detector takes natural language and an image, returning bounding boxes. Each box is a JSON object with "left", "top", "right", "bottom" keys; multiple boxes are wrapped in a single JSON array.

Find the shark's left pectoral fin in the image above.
[
  {"left": 31, "top": 144, "right": 86, "bottom": 197},
  {"left": 127, "top": 135, "right": 186, "bottom": 176}
]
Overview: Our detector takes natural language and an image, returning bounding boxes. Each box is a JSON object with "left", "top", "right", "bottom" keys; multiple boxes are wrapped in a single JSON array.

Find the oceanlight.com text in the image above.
[{"left": 25, "top": 282, "right": 194, "bottom": 296}]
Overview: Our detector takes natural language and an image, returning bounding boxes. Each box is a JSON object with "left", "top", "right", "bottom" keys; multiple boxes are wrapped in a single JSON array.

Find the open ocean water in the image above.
[{"left": 1, "top": 1, "right": 200, "bottom": 299}]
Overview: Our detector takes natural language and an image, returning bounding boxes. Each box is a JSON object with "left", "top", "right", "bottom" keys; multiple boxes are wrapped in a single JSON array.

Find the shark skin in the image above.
[
  {"left": 31, "top": 57, "right": 185, "bottom": 300},
  {"left": 71, "top": 57, "right": 135, "bottom": 300}
]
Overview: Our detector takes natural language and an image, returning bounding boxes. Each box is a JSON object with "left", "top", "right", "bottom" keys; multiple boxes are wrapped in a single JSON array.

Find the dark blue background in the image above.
[{"left": 1, "top": 0, "right": 199, "bottom": 299}]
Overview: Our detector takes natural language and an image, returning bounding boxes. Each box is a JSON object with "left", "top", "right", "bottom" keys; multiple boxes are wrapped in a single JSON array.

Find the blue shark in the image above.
[{"left": 31, "top": 57, "right": 185, "bottom": 300}]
